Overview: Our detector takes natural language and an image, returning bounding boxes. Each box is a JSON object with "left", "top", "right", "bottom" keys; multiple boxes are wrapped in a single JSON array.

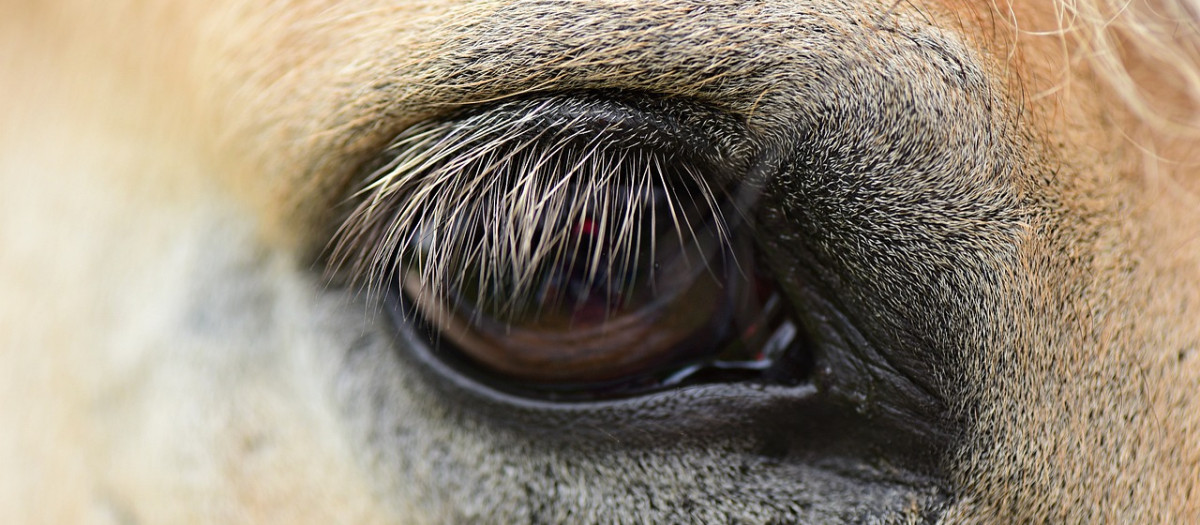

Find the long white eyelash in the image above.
[{"left": 327, "top": 100, "right": 732, "bottom": 319}]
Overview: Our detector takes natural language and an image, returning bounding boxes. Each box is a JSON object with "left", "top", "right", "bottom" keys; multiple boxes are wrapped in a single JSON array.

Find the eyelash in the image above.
[{"left": 327, "top": 96, "right": 735, "bottom": 315}]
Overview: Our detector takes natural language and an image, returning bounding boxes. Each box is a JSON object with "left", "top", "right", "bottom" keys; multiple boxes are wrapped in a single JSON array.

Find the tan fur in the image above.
[{"left": 2, "top": 0, "right": 1199, "bottom": 522}]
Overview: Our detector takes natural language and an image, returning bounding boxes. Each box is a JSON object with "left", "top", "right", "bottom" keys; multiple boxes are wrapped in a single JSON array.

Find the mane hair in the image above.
[{"left": 1044, "top": 0, "right": 1200, "bottom": 134}]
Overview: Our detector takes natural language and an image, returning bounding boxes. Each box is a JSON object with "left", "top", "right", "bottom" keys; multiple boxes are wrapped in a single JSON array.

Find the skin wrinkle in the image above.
[{"left": 2, "top": 0, "right": 1200, "bottom": 522}]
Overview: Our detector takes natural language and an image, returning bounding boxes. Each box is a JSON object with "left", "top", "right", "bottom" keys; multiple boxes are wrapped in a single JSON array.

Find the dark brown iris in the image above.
[{"left": 402, "top": 185, "right": 799, "bottom": 389}]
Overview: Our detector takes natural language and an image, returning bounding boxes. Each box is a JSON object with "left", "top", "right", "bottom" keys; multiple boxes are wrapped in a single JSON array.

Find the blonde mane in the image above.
[{"left": 1044, "top": 0, "right": 1200, "bottom": 134}]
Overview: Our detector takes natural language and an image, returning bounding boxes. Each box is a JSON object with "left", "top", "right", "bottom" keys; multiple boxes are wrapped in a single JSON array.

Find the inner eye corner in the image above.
[{"left": 327, "top": 90, "right": 818, "bottom": 402}]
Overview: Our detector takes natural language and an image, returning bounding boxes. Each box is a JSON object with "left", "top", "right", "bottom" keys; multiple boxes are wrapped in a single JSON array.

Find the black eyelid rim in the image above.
[{"left": 386, "top": 292, "right": 820, "bottom": 437}]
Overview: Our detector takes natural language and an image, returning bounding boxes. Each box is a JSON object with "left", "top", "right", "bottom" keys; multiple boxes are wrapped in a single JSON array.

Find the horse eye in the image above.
[
  {"left": 402, "top": 181, "right": 803, "bottom": 395},
  {"left": 332, "top": 93, "right": 814, "bottom": 400}
]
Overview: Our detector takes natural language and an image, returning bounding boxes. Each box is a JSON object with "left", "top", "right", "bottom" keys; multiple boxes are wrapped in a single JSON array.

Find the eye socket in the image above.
[{"left": 331, "top": 93, "right": 815, "bottom": 399}]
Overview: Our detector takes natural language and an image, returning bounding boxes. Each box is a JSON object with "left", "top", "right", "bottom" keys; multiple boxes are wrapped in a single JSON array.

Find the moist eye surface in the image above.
[{"left": 330, "top": 92, "right": 816, "bottom": 400}]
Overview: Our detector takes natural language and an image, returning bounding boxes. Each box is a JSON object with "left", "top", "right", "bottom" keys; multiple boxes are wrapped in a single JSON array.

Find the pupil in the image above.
[{"left": 441, "top": 176, "right": 731, "bottom": 335}]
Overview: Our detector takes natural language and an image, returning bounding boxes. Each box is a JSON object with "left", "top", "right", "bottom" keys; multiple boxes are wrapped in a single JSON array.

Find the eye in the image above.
[{"left": 330, "top": 93, "right": 814, "bottom": 400}]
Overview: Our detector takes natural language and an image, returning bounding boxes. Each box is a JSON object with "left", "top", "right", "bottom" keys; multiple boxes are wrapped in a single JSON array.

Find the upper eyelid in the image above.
[
  {"left": 324, "top": 28, "right": 1011, "bottom": 296},
  {"left": 248, "top": 2, "right": 989, "bottom": 250}
]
